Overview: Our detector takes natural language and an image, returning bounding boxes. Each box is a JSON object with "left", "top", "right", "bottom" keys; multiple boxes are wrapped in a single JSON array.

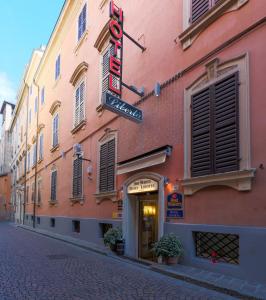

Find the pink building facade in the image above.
[{"left": 12, "top": 0, "right": 266, "bottom": 282}]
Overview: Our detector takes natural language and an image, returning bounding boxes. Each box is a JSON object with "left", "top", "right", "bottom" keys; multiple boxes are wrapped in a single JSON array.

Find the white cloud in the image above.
[{"left": 0, "top": 72, "right": 16, "bottom": 102}]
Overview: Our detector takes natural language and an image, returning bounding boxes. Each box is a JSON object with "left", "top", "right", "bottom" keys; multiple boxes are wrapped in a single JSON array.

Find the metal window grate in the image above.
[{"left": 194, "top": 231, "right": 239, "bottom": 264}]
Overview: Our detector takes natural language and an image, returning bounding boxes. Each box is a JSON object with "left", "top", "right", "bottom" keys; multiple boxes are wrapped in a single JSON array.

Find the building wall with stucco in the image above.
[{"left": 10, "top": 0, "right": 266, "bottom": 282}]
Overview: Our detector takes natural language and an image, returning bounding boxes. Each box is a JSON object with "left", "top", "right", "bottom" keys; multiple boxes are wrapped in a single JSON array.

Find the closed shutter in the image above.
[
  {"left": 75, "top": 87, "right": 80, "bottom": 126},
  {"left": 214, "top": 72, "right": 239, "bottom": 173},
  {"left": 79, "top": 82, "right": 85, "bottom": 122},
  {"left": 31, "top": 183, "right": 35, "bottom": 203},
  {"left": 51, "top": 171, "right": 57, "bottom": 201},
  {"left": 53, "top": 115, "right": 59, "bottom": 147},
  {"left": 39, "top": 134, "right": 43, "bottom": 160},
  {"left": 99, "top": 139, "right": 115, "bottom": 192},
  {"left": 191, "top": 87, "right": 212, "bottom": 177},
  {"left": 191, "top": 72, "right": 239, "bottom": 177},
  {"left": 37, "top": 181, "right": 41, "bottom": 204},
  {"left": 78, "top": 4, "right": 87, "bottom": 40},
  {"left": 101, "top": 45, "right": 119, "bottom": 96},
  {"left": 73, "top": 158, "right": 82, "bottom": 197},
  {"left": 191, "top": 0, "right": 210, "bottom": 23}
]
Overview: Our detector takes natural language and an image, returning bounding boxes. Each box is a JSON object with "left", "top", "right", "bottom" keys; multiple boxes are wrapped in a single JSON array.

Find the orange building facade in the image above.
[{"left": 10, "top": 0, "right": 266, "bottom": 282}]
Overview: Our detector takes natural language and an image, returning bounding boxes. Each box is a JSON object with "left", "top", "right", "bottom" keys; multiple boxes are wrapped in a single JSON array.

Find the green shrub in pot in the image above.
[
  {"left": 103, "top": 227, "right": 122, "bottom": 251},
  {"left": 153, "top": 233, "right": 183, "bottom": 264}
]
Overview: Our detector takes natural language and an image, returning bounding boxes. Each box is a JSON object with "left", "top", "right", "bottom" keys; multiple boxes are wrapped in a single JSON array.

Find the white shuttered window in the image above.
[{"left": 74, "top": 81, "right": 85, "bottom": 127}]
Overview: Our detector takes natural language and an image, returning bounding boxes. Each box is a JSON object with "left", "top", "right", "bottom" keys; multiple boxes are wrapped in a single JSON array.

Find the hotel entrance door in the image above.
[{"left": 138, "top": 193, "right": 158, "bottom": 260}]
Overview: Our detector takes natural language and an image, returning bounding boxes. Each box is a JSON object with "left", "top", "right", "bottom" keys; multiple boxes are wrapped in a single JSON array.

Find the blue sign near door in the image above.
[{"left": 166, "top": 192, "right": 184, "bottom": 219}]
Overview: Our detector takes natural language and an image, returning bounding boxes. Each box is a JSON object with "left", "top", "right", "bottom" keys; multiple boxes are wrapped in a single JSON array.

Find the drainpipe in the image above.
[
  {"left": 32, "top": 80, "right": 40, "bottom": 228},
  {"left": 22, "top": 82, "right": 29, "bottom": 225}
]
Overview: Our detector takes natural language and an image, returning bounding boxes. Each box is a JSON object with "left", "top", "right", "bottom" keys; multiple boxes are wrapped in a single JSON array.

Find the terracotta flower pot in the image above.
[
  {"left": 110, "top": 244, "right": 116, "bottom": 252},
  {"left": 164, "top": 256, "right": 180, "bottom": 265}
]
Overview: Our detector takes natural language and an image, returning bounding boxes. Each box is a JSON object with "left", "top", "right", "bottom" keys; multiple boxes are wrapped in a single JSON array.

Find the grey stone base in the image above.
[
  {"left": 23, "top": 214, "right": 122, "bottom": 246},
  {"left": 164, "top": 222, "right": 266, "bottom": 284}
]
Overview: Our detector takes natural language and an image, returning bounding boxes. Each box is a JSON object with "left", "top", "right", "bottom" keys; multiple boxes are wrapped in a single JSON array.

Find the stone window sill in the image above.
[
  {"left": 71, "top": 120, "right": 86, "bottom": 135},
  {"left": 94, "top": 191, "right": 117, "bottom": 204},
  {"left": 49, "top": 200, "right": 57, "bottom": 206},
  {"left": 69, "top": 196, "right": 84, "bottom": 205},
  {"left": 179, "top": 0, "right": 248, "bottom": 50},
  {"left": 74, "top": 30, "right": 88, "bottom": 54},
  {"left": 50, "top": 144, "right": 59, "bottom": 153},
  {"left": 182, "top": 169, "right": 256, "bottom": 195}
]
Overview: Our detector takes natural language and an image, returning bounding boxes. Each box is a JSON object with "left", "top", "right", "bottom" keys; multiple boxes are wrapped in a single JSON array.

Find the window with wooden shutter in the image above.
[
  {"left": 26, "top": 186, "right": 29, "bottom": 203},
  {"left": 191, "top": 72, "right": 239, "bottom": 177},
  {"left": 99, "top": 138, "right": 115, "bottom": 192},
  {"left": 72, "top": 158, "right": 83, "bottom": 197},
  {"left": 37, "top": 180, "right": 41, "bottom": 204},
  {"left": 78, "top": 4, "right": 87, "bottom": 40},
  {"left": 191, "top": 0, "right": 221, "bottom": 24},
  {"left": 51, "top": 170, "right": 57, "bottom": 202},
  {"left": 31, "top": 182, "right": 35, "bottom": 203},
  {"left": 39, "top": 133, "right": 44, "bottom": 160},
  {"left": 52, "top": 114, "right": 59, "bottom": 147},
  {"left": 101, "top": 45, "right": 120, "bottom": 98},
  {"left": 74, "top": 81, "right": 85, "bottom": 127}
]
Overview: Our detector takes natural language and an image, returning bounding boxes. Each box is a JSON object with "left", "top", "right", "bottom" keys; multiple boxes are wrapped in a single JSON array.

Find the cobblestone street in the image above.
[{"left": 0, "top": 222, "right": 237, "bottom": 300}]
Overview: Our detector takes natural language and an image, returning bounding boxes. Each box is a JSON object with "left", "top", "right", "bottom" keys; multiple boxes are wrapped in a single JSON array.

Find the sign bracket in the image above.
[
  {"left": 121, "top": 81, "right": 144, "bottom": 97},
  {"left": 123, "top": 31, "right": 146, "bottom": 52}
]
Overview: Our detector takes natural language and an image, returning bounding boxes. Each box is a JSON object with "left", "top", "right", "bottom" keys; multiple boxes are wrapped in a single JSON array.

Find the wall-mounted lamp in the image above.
[
  {"left": 86, "top": 165, "right": 93, "bottom": 180},
  {"left": 154, "top": 82, "right": 161, "bottom": 97},
  {"left": 164, "top": 176, "right": 170, "bottom": 185}
]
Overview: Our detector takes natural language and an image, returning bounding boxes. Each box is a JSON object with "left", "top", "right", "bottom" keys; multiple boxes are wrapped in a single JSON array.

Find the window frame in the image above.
[
  {"left": 52, "top": 113, "right": 59, "bottom": 149},
  {"left": 50, "top": 169, "right": 57, "bottom": 202},
  {"left": 97, "top": 131, "right": 117, "bottom": 195},
  {"left": 72, "top": 157, "right": 83, "bottom": 199},
  {"left": 55, "top": 54, "right": 61, "bottom": 80},
  {"left": 78, "top": 3, "right": 87, "bottom": 41},
  {"left": 73, "top": 77, "right": 86, "bottom": 128},
  {"left": 183, "top": 53, "right": 254, "bottom": 195}
]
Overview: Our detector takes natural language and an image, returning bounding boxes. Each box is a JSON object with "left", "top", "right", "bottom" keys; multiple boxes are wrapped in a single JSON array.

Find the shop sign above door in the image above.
[{"left": 127, "top": 179, "right": 158, "bottom": 194}]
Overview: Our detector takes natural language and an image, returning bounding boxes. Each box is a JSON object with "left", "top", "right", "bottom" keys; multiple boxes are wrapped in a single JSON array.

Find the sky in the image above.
[{"left": 0, "top": 1, "right": 65, "bottom": 106}]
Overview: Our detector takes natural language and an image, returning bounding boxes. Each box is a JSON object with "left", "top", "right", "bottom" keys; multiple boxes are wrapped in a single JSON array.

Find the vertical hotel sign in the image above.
[
  {"left": 108, "top": 0, "right": 123, "bottom": 96},
  {"left": 102, "top": 1, "right": 143, "bottom": 123}
]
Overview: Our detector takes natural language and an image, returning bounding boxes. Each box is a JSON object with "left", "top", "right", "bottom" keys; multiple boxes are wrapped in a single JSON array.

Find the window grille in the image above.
[{"left": 194, "top": 231, "right": 239, "bottom": 264}]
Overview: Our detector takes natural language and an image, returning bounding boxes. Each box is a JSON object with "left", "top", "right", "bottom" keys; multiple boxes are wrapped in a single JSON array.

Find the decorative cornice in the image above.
[
  {"left": 38, "top": 123, "right": 45, "bottom": 133},
  {"left": 71, "top": 120, "right": 87, "bottom": 135},
  {"left": 182, "top": 169, "right": 256, "bottom": 195},
  {"left": 69, "top": 62, "right": 89, "bottom": 86},
  {"left": 49, "top": 100, "right": 61, "bottom": 115},
  {"left": 179, "top": 0, "right": 249, "bottom": 50},
  {"left": 94, "top": 21, "right": 110, "bottom": 52}
]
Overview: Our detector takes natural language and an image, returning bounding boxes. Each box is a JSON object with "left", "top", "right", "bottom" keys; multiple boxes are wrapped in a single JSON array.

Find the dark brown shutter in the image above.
[
  {"left": 107, "top": 139, "right": 115, "bottom": 191},
  {"left": 214, "top": 72, "right": 239, "bottom": 173},
  {"left": 51, "top": 171, "right": 57, "bottom": 201},
  {"left": 99, "top": 139, "right": 115, "bottom": 192},
  {"left": 191, "top": 87, "right": 212, "bottom": 177},
  {"left": 191, "top": 0, "right": 210, "bottom": 23},
  {"left": 99, "top": 142, "right": 108, "bottom": 192},
  {"left": 73, "top": 159, "right": 82, "bottom": 197}
]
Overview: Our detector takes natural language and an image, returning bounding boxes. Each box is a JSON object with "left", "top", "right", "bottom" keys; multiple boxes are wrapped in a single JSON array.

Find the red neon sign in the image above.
[{"left": 108, "top": 0, "right": 123, "bottom": 96}]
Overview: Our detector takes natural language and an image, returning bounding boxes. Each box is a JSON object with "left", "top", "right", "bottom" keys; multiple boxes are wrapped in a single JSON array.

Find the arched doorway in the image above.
[{"left": 122, "top": 172, "right": 165, "bottom": 260}]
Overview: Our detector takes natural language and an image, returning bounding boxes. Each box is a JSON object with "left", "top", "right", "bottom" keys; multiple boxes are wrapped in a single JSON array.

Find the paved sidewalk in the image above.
[{"left": 18, "top": 224, "right": 266, "bottom": 300}]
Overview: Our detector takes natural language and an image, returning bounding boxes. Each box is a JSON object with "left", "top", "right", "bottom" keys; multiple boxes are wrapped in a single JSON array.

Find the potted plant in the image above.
[
  {"left": 103, "top": 227, "right": 123, "bottom": 253},
  {"left": 152, "top": 233, "right": 183, "bottom": 265}
]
